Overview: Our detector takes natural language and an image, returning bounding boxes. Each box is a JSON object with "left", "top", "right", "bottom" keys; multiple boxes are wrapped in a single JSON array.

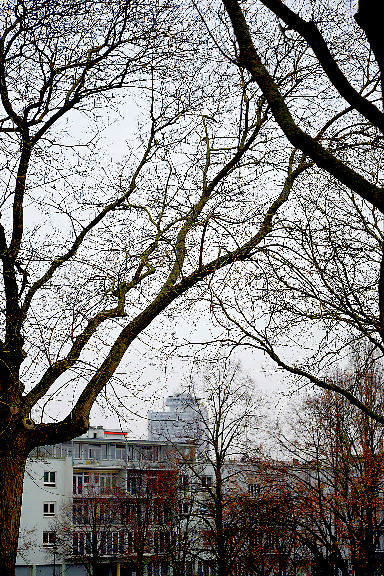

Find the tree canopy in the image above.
[
  {"left": 209, "top": 0, "right": 384, "bottom": 422},
  {"left": 0, "top": 0, "right": 310, "bottom": 570},
  {"left": 2, "top": 0, "right": 384, "bottom": 572}
]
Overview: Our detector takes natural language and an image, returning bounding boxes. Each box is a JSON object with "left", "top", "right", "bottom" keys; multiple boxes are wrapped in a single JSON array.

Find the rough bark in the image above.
[{"left": 0, "top": 440, "right": 28, "bottom": 575}]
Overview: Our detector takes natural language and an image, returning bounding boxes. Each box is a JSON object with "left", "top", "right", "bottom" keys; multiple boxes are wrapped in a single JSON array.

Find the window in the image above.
[
  {"left": 73, "top": 532, "right": 89, "bottom": 555},
  {"left": 73, "top": 501, "right": 83, "bottom": 523},
  {"left": 249, "top": 484, "right": 261, "bottom": 497},
  {"left": 150, "top": 564, "right": 160, "bottom": 576},
  {"left": 59, "top": 443, "right": 72, "bottom": 457},
  {"left": 154, "top": 504, "right": 170, "bottom": 524},
  {"left": 141, "top": 445, "right": 153, "bottom": 460},
  {"left": 100, "top": 473, "right": 117, "bottom": 493},
  {"left": 43, "top": 471, "right": 56, "bottom": 486},
  {"left": 73, "top": 500, "right": 91, "bottom": 524},
  {"left": 73, "top": 532, "right": 79, "bottom": 555},
  {"left": 147, "top": 475, "right": 159, "bottom": 493},
  {"left": 154, "top": 531, "right": 171, "bottom": 554},
  {"left": 73, "top": 474, "right": 82, "bottom": 495},
  {"left": 43, "top": 502, "right": 55, "bottom": 516},
  {"left": 104, "top": 532, "right": 112, "bottom": 555},
  {"left": 161, "top": 562, "right": 169, "bottom": 576},
  {"left": 121, "top": 502, "right": 136, "bottom": 523},
  {"left": 179, "top": 502, "right": 189, "bottom": 516},
  {"left": 73, "top": 473, "right": 92, "bottom": 495},
  {"left": 116, "top": 443, "right": 126, "bottom": 460},
  {"left": 198, "top": 561, "right": 213, "bottom": 576},
  {"left": 73, "top": 442, "right": 81, "bottom": 458},
  {"left": 180, "top": 475, "right": 189, "bottom": 488},
  {"left": 201, "top": 475, "right": 212, "bottom": 488},
  {"left": 127, "top": 475, "right": 142, "bottom": 495},
  {"left": 89, "top": 444, "right": 101, "bottom": 460},
  {"left": 126, "top": 531, "right": 133, "bottom": 554},
  {"left": 184, "top": 562, "right": 193, "bottom": 576},
  {"left": 101, "top": 531, "right": 125, "bottom": 556},
  {"left": 43, "top": 531, "right": 56, "bottom": 545}
]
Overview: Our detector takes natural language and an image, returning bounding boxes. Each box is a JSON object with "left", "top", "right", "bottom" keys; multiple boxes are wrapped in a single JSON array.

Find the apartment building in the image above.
[
  {"left": 16, "top": 420, "right": 312, "bottom": 576},
  {"left": 16, "top": 427, "right": 195, "bottom": 576},
  {"left": 16, "top": 404, "right": 332, "bottom": 576}
]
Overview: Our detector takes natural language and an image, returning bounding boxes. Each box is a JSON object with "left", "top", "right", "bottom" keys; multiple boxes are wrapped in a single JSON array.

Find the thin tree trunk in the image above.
[
  {"left": 216, "top": 557, "right": 229, "bottom": 576},
  {"left": 136, "top": 560, "right": 144, "bottom": 576}
]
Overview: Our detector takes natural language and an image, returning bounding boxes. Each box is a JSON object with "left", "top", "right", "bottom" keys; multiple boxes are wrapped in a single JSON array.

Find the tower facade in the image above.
[{"left": 148, "top": 393, "right": 208, "bottom": 444}]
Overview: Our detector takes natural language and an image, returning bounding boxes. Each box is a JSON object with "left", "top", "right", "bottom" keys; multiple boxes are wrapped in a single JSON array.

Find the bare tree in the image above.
[
  {"left": 51, "top": 467, "right": 185, "bottom": 576},
  {"left": 222, "top": 0, "right": 384, "bottom": 203},
  {"left": 167, "top": 362, "right": 294, "bottom": 576},
  {"left": 151, "top": 470, "right": 198, "bottom": 576},
  {"left": 234, "top": 481, "right": 296, "bottom": 576},
  {"left": 213, "top": 0, "right": 384, "bottom": 420},
  {"left": 123, "top": 466, "right": 181, "bottom": 576},
  {"left": 0, "top": 0, "right": 315, "bottom": 571},
  {"left": 273, "top": 364, "right": 384, "bottom": 576},
  {"left": 51, "top": 486, "right": 124, "bottom": 576}
]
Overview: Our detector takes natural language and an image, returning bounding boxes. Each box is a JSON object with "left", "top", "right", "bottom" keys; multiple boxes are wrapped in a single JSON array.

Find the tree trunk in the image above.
[
  {"left": 216, "top": 557, "right": 229, "bottom": 576},
  {"left": 0, "top": 446, "right": 27, "bottom": 575},
  {"left": 136, "top": 557, "right": 145, "bottom": 576}
]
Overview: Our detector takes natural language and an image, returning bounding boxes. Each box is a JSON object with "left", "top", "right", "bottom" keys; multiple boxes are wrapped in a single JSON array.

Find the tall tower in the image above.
[{"left": 148, "top": 393, "right": 208, "bottom": 443}]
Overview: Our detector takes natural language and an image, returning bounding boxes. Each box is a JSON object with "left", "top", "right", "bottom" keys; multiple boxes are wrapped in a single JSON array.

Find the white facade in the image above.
[
  {"left": 148, "top": 394, "right": 208, "bottom": 444},
  {"left": 17, "top": 455, "right": 73, "bottom": 569}
]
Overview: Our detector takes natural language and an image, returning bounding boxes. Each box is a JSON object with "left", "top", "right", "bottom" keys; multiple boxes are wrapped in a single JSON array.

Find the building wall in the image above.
[{"left": 17, "top": 456, "right": 73, "bottom": 567}]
